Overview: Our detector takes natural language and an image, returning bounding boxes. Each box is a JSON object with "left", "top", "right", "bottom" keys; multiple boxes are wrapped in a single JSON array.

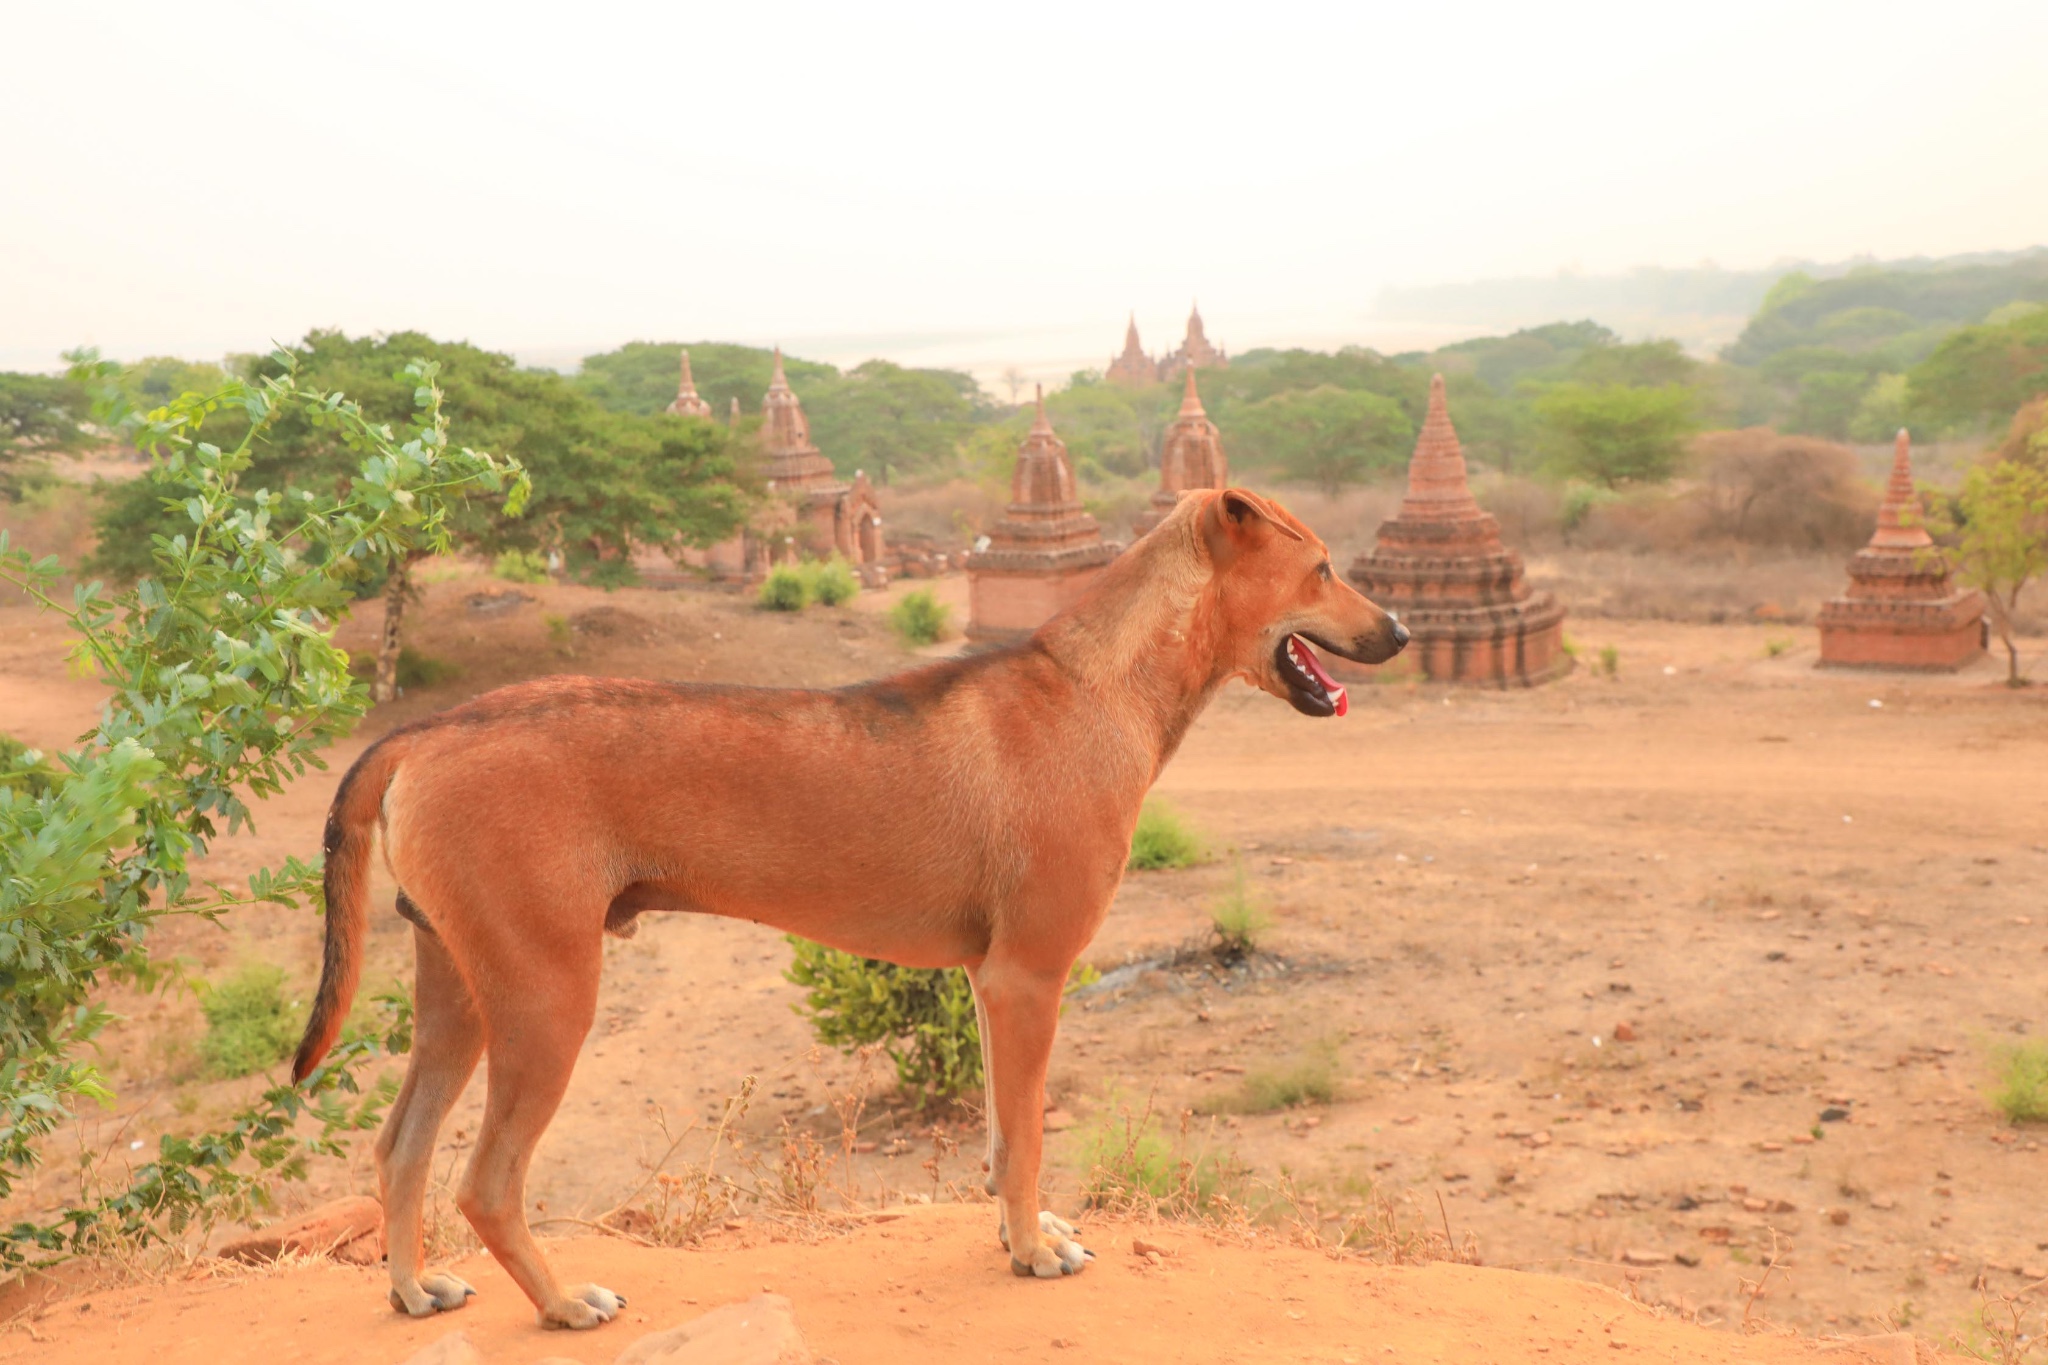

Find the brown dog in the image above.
[{"left": 292, "top": 487, "right": 1406, "bottom": 1329}]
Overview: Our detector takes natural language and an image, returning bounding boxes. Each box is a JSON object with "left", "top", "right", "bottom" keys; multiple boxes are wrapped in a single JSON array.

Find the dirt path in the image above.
[{"left": 0, "top": 1206, "right": 1929, "bottom": 1364}]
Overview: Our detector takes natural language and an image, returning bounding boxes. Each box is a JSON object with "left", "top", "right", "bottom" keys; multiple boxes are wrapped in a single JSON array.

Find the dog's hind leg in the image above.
[
  {"left": 978, "top": 954, "right": 1090, "bottom": 1278},
  {"left": 378, "top": 920, "right": 484, "bottom": 1318},
  {"left": 965, "top": 963, "right": 1005, "bottom": 1203},
  {"left": 455, "top": 926, "right": 622, "bottom": 1330}
]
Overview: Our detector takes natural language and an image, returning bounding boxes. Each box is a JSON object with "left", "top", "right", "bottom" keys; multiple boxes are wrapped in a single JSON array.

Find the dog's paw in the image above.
[
  {"left": 389, "top": 1271, "right": 475, "bottom": 1317},
  {"left": 1009, "top": 1228, "right": 1091, "bottom": 1278},
  {"left": 541, "top": 1283, "right": 625, "bottom": 1330}
]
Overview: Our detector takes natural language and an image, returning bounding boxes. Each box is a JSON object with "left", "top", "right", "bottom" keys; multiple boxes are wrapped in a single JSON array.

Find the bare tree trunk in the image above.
[
  {"left": 372, "top": 554, "right": 413, "bottom": 704},
  {"left": 1989, "top": 591, "right": 2023, "bottom": 687}
]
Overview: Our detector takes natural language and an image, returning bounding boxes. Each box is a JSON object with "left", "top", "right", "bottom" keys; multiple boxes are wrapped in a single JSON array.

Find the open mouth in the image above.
[{"left": 1277, "top": 634, "right": 1348, "bottom": 718}]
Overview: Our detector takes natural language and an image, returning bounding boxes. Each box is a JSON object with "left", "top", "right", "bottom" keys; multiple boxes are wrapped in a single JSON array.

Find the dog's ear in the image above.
[{"left": 1207, "top": 488, "right": 1304, "bottom": 554}]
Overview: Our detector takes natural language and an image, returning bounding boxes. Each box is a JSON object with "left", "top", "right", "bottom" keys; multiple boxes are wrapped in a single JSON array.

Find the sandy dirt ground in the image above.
[
  {"left": 0, "top": 1207, "right": 1944, "bottom": 1365},
  {"left": 1, "top": 560, "right": 2042, "bottom": 1362}
]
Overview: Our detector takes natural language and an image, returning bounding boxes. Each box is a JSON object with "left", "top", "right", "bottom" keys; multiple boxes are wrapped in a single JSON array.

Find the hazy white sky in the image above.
[{"left": 5, "top": 1, "right": 2046, "bottom": 380}]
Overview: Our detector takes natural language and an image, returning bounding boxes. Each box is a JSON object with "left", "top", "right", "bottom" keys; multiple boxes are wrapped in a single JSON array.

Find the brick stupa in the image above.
[
  {"left": 1817, "top": 429, "right": 1985, "bottom": 670},
  {"left": 1345, "top": 374, "right": 1568, "bottom": 687},
  {"left": 1133, "top": 366, "right": 1228, "bottom": 539},
  {"left": 966, "top": 387, "right": 1121, "bottom": 642},
  {"left": 1106, "top": 314, "right": 1157, "bottom": 388},
  {"left": 664, "top": 348, "right": 712, "bottom": 418}
]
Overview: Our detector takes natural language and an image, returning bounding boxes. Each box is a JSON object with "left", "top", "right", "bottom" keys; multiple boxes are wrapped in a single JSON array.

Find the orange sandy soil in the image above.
[
  {"left": 0, "top": 1207, "right": 1930, "bottom": 1364},
  {"left": 1, "top": 559, "right": 2043, "bottom": 1361}
]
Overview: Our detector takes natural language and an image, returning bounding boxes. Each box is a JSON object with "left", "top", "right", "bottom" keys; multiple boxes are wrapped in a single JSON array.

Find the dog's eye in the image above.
[{"left": 1316, "top": 561, "right": 1333, "bottom": 582}]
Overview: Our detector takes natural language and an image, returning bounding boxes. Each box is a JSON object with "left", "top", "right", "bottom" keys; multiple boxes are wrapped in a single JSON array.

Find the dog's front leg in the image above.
[{"left": 978, "top": 955, "right": 1090, "bottom": 1278}]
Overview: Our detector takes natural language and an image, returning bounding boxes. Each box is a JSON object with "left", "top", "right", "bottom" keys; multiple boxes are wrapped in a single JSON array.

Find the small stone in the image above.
[
  {"left": 1870, "top": 1194, "right": 1896, "bottom": 1210},
  {"left": 1619, "top": 1248, "right": 1668, "bottom": 1266},
  {"left": 1131, "top": 1238, "right": 1177, "bottom": 1257},
  {"left": 1041, "top": 1109, "right": 1075, "bottom": 1132},
  {"left": 1613, "top": 1021, "right": 1637, "bottom": 1043},
  {"left": 1742, "top": 1197, "right": 1770, "bottom": 1213},
  {"left": 614, "top": 1294, "right": 811, "bottom": 1365},
  {"left": 1819, "top": 1106, "right": 1850, "bottom": 1123},
  {"left": 1673, "top": 1251, "right": 1701, "bottom": 1267},
  {"left": 1828, "top": 1208, "right": 1851, "bottom": 1226},
  {"left": 397, "top": 1333, "right": 482, "bottom": 1365}
]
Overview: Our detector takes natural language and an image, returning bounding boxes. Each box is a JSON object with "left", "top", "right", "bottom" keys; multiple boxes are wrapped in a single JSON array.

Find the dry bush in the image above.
[
  {"left": 1994, "top": 397, "right": 2048, "bottom": 470},
  {"left": 1690, "top": 428, "right": 1877, "bottom": 552},
  {"left": 1258, "top": 482, "right": 1404, "bottom": 564},
  {"left": 1527, "top": 548, "right": 1850, "bottom": 626},
  {"left": 869, "top": 477, "right": 1002, "bottom": 544},
  {"left": 1476, "top": 474, "right": 1564, "bottom": 550}
]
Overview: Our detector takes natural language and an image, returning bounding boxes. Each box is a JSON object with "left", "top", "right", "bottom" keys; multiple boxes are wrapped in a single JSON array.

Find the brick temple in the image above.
[
  {"left": 1106, "top": 314, "right": 1156, "bottom": 388},
  {"left": 1816, "top": 429, "right": 1985, "bottom": 670},
  {"left": 966, "top": 387, "right": 1121, "bottom": 642},
  {"left": 1106, "top": 305, "right": 1228, "bottom": 388},
  {"left": 1133, "top": 367, "right": 1229, "bottom": 539},
  {"left": 1344, "top": 374, "right": 1568, "bottom": 687},
  {"left": 683, "top": 349, "right": 885, "bottom": 584},
  {"left": 1159, "top": 303, "right": 1227, "bottom": 383},
  {"left": 664, "top": 348, "right": 712, "bottom": 418}
]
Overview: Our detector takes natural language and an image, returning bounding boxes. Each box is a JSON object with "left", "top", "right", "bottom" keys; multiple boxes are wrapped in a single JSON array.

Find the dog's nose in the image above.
[{"left": 1391, "top": 620, "right": 1411, "bottom": 649}]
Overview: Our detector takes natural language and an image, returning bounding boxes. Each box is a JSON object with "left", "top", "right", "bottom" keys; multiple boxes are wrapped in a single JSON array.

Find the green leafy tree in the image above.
[
  {"left": 1941, "top": 456, "right": 2048, "bottom": 685},
  {"left": 574, "top": 341, "right": 835, "bottom": 418},
  {"left": 1907, "top": 305, "right": 2048, "bottom": 431},
  {"left": 0, "top": 353, "right": 520, "bottom": 1265},
  {"left": 92, "top": 331, "right": 747, "bottom": 699},
  {"left": 803, "top": 360, "right": 983, "bottom": 482},
  {"left": 0, "top": 373, "right": 91, "bottom": 498},
  {"left": 1533, "top": 382, "right": 1698, "bottom": 487},
  {"left": 1231, "top": 386, "right": 1412, "bottom": 495}
]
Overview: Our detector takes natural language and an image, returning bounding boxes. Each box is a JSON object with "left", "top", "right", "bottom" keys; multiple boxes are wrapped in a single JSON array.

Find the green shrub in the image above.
[
  {"left": 758, "top": 564, "right": 809, "bottom": 611},
  {"left": 1991, "top": 1039, "right": 2048, "bottom": 1124},
  {"left": 1598, "top": 644, "right": 1620, "bottom": 679},
  {"left": 395, "top": 647, "right": 459, "bottom": 689},
  {"left": 492, "top": 549, "right": 550, "bottom": 584},
  {"left": 802, "top": 558, "right": 859, "bottom": 606},
  {"left": 1764, "top": 636, "right": 1794, "bottom": 658},
  {"left": 784, "top": 942, "right": 1094, "bottom": 1099},
  {"left": 889, "top": 588, "right": 949, "bottom": 644},
  {"left": 198, "top": 964, "right": 300, "bottom": 1079},
  {"left": 544, "top": 612, "right": 573, "bottom": 655},
  {"left": 785, "top": 944, "right": 980, "bottom": 1097},
  {"left": 1209, "top": 861, "right": 1269, "bottom": 961},
  {"left": 1203, "top": 1041, "right": 1339, "bottom": 1114},
  {"left": 1128, "top": 798, "right": 1205, "bottom": 870}
]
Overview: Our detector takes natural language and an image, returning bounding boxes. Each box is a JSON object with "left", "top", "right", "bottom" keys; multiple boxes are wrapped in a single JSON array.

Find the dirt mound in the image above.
[{"left": 0, "top": 1206, "right": 1933, "bottom": 1364}]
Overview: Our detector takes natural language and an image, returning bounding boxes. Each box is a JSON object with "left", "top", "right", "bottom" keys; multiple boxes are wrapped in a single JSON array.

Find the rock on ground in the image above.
[
  {"left": 395, "top": 1331, "right": 482, "bottom": 1365},
  {"left": 613, "top": 1294, "right": 811, "bottom": 1365}
]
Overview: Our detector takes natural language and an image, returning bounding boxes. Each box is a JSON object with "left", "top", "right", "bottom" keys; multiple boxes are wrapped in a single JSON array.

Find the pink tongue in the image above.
[{"left": 1293, "top": 637, "right": 1348, "bottom": 718}]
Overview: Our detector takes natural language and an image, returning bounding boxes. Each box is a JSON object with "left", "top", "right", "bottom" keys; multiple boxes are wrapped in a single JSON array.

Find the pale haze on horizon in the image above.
[{"left": 5, "top": 0, "right": 2046, "bottom": 383}]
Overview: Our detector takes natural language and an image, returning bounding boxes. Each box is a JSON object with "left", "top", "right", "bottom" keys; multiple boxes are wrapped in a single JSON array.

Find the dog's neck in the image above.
[{"left": 1034, "top": 506, "right": 1238, "bottom": 776}]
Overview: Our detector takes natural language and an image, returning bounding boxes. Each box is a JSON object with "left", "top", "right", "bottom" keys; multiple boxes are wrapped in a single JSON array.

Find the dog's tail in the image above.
[{"left": 292, "top": 735, "right": 410, "bottom": 1083}]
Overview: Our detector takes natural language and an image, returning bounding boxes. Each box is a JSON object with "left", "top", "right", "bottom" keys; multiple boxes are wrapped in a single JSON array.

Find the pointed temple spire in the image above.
[
  {"left": 1399, "top": 374, "right": 1485, "bottom": 523},
  {"left": 1107, "top": 315, "right": 1158, "bottom": 388},
  {"left": 967, "top": 383, "right": 1120, "bottom": 641},
  {"left": 1868, "top": 428, "right": 1935, "bottom": 550},
  {"left": 665, "top": 348, "right": 712, "bottom": 418},
  {"left": 1345, "top": 373, "right": 1568, "bottom": 687},
  {"left": 758, "top": 346, "right": 838, "bottom": 489},
  {"left": 1134, "top": 367, "right": 1228, "bottom": 538},
  {"left": 1818, "top": 427, "right": 1984, "bottom": 669}
]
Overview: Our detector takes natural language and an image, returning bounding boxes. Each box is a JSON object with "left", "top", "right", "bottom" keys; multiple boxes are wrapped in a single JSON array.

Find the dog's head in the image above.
[{"left": 1196, "top": 488, "right": 1408, "bottom": 717}]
